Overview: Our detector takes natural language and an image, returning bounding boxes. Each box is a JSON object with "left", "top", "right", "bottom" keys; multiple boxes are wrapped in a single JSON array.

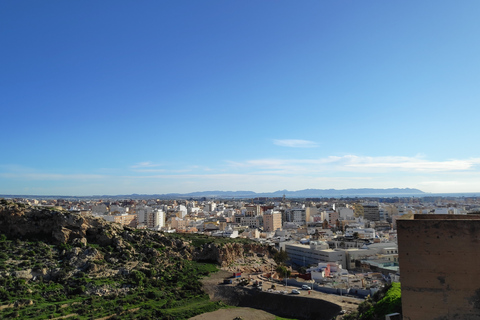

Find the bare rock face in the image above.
[
  {"left": 53, "top": 227, "right": 73, "bottom": 244},
  {"left": 0, "top": 202, "right": 120, "bottom": 245},
  {"left": 66, "top": 246, "right": 104, "bottom": 271},
  {"left": 13, "top": 270, "right": 33, "bottom": 279},
  {"left": 193, "top": 242, "right": 274, "bottom": 267},
  {"left": 72, "top": 237, "right": 88, "bottom": 247}
]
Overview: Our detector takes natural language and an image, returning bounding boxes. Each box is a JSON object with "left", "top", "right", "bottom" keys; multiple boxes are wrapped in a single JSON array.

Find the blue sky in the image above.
[{"left": 2, "top": 1, "right": 480, "bottom": 196}]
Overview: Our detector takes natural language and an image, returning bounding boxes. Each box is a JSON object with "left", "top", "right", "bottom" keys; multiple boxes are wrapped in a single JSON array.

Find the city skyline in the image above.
[{"left": 2, "top": 1, "right": 480, "bottom": 196}]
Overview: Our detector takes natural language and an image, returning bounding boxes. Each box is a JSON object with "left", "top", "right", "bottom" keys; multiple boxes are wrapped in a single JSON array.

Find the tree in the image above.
[
  {"left": 273, "top": 248, "right": 288, "bottom": 264},
  {"left": 353, "top": 203, "right": 364, "bottom": 217},
  {"left": 130, "top": 270, "right": 146, "bottom": 286},
  {"left": 298, "top": 266, "right": 307, "bottom": 274},
  {"left": 276, "top": 265, "right": 291, "bottom": 279}
]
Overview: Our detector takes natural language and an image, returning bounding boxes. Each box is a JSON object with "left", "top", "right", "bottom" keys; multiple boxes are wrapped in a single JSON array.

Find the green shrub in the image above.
[{"left": 355, "top": 282, "right": 402, "bottom": 320}]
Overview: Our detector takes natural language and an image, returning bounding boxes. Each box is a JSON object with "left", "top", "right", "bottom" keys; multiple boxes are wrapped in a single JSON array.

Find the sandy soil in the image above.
[{"left": 189, "top": 307, "right": 277, "bottom": 320}]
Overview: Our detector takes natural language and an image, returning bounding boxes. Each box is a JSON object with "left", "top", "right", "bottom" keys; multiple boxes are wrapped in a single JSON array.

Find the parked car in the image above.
[
  {"left": 301, "top": 285, "right": 312, "bottom": 290},
  {"left": 291, "top": 289, "right": 300, "bottom": 294}
]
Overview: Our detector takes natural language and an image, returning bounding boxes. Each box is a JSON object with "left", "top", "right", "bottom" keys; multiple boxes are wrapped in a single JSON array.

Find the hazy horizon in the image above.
[
  {"left": 5, "top": 188, "right": 480, "bottom": 199},
  {"left": 2, "top": 1, "right": 480, "bottom": 196}
]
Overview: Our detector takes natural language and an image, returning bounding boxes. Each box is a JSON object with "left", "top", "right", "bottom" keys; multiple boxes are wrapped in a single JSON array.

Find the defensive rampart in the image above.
[{"left": 398, "top": 214, "right": 480, "bottom": 320}]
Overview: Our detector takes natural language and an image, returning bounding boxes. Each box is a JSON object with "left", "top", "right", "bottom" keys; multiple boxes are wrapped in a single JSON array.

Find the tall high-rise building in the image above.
[
  {"left": 147, "top": 209, "right": 165, "bottom": 230},
  {"left": 263, "top": 210, "right": 282, "bottom": 232},
  {"left": 362, "top": 203, "right": 380, "bottom": 221},
  {"left": 245, "top": 204, "right": 260, "bottom": 217}
]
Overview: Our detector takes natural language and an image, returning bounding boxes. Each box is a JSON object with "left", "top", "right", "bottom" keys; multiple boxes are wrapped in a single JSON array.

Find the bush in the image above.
[
  {"left": 130, "top": 270, "right": 146, "bottom": 285},
  {"left": 354, "top": 282, "right": 402, "bottom": 320}
]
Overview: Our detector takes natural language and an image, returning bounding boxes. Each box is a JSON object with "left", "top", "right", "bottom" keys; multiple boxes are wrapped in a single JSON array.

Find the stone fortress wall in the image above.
[{"left": 397, "top": 214, "right": 480, "bottom": 320}]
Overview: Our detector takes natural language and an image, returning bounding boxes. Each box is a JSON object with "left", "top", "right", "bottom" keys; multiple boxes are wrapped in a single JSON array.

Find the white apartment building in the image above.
[
  {"left": 285, "top": 242, "right": 345, "bottom": 267},
  {"left": 137, "top": 207, "right": 164, "bottom": 230},
  {"left": 338, "top": 207, "right": 355, "bottom": 220},
  {"left": 285, "top": 207, "right": 309, "bottom": 225},
  {"left": 176, "top": 205, "right": 188, "bottom": 218},
  {"left": 345, "top": 227, "right": 376, "bottom": 239},
  {"left": 204, "top": 202, "right": 217, "bottom": 213},
  {"left": 147, "top": 209, "right": 165, "bottom": 230}
]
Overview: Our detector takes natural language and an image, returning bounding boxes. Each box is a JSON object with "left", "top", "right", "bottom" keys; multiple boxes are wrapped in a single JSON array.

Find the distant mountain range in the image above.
[
  {"left": 157, "top": 188, "right": 425, "bottom": 199},
  {"left": 1, "top": 188, "right": 426, "bottom": 199}
]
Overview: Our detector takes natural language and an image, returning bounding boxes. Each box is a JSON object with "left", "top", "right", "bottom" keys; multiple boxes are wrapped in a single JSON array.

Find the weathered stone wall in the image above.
[{"left": 397, "top": 215, "right": 480, "bottom": 320}]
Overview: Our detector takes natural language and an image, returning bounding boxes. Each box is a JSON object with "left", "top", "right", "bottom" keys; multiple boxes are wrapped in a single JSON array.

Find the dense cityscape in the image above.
[
  {"left": 2, "top": 194, "right": 480, "bottom": 319},
  {"left": 3, "top": 1, "right": 480, "bottom": 319},
  {"left": 8, "top": 196, "right": 480, "bottom": 278}
]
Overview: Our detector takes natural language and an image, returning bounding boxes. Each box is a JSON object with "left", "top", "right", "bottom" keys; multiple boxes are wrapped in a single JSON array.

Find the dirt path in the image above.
[
  {"left": 200, "top": 269, "right": 232, "bottom": 300},
  {"left": 189, "top": 307, "right": 277, "bottom": 320}
]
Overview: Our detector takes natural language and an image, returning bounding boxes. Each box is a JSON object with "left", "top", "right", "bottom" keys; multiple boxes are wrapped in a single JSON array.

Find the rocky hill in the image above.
[{"left": 0, "top": 199, "right": 274, "bottom": 319}]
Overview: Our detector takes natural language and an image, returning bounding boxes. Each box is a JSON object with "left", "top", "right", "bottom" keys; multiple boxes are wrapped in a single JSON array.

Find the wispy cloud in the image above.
[
  {"left": 273, "top": 139, "right": 318, "bottom": 148},
  {"left": 344, "top": 156, "right": 480, "bottom": 172},
  {"left": 130, "top": 161, "right": 166, "bottom": 173},
  {"left": 3, "top": 155, "right": 480, "bottom": 195},
  {"left": 130, "top": 162, "right": 213, "bottom": 173},
  {"left": 228, "top": 155, "right": 480, "bottom": 174},
  {"left": 131, "top": 161, "right": 163, "bottom": 169}
]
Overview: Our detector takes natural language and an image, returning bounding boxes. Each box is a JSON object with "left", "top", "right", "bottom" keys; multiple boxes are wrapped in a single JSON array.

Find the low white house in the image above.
[
  {"left": 307, "top": 262, "right": 346, "bottom": 281},
  {"left": 211, "top": 229, "right": 239, "bottom": 238},
  {"left": 345, "top": 227, "right": 376, "bottom": 239}
]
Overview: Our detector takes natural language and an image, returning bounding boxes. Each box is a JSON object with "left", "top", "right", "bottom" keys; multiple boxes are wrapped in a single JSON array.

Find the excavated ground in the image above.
[
  {"left": 189, "top": 307, "right": 276, "bottom": 320},
  {"left": 198, "top": 268, "right": 361, "bottom": 320}
]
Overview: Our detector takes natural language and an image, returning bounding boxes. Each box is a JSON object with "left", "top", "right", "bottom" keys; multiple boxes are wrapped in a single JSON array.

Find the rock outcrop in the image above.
[
  {"left": 0, "top": 200, "right": 275, "bottom": 276},
  {"left": 193, "top": 242, "right": 275, "bottom": 267},
  {"left": 0, "top": 200, "right": 285, "bottom": 319},
  {"left": 0, "top": 201, "right": 123, "bottom": 246}
]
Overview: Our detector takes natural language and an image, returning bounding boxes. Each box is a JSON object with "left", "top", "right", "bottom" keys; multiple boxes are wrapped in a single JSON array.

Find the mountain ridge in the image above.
[{"left": 1, "top": 188, "right": 425, "bottom": 199}]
